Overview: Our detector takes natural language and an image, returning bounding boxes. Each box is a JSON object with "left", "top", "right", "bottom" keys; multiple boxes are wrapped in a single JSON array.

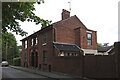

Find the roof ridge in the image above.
[
  {"left": 52, "top": 15, "right": 87, "bottom": 29},
  {"left": 52, "top": 15, "right": 76, "bottom": 25}
]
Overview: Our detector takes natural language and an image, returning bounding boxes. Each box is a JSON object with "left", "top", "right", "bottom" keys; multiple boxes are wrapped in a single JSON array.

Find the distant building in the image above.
[
  {"left": 20, "top": 9, "right": 97, "bottom": 69},
  {"left": 97, "top": 46, "right": 113, "bottom": 55}
]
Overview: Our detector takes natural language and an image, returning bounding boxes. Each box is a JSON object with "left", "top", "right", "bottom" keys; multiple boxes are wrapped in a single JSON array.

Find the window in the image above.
[
  {"left": 76, "top": 53, "right": 78, "bottom": 56},
  {"left": 31, "top": 38, "right": 34, "bottom": 46},
  {"left": 70, "top": 53, "right": 72, "bottom": 56},
  {"left": 73, "top": 53, "right": 76, "bottom": 56},
  {"left": 43, "top": 51, "right": 47, "bottom": 64},
  {"left": 25, "top": 40, "right": 27, "bottom": 49},
  {"left": 35, "top": 37, "right": 38, "bottom": 45},
  {"left": 87, "top": 33, "right": 92, "bottom": 46},
  {"left": 64, "top": 53, "right": 68, "bottom": 56},
  {"left": 24, "top": 53, "right": 27, "bottom": 62},
  {"left": 43, "top": 33, "right": 47, "bottom": 45},
  {"left": 59, "top": 52, "right": 78, "bottom": 57}
]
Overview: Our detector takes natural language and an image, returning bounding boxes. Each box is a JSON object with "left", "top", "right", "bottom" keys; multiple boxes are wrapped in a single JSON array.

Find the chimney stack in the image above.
[{"left": 61, "top": 9, "right": 70, "bottom": 20}]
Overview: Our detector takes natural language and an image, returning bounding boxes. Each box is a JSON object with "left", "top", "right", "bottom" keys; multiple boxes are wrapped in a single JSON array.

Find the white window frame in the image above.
[
  {"left": 35, "top": 37, "right": 38, "bottom": 45},
  {"left": 43, "top": 51, "right": 47, "bottom": 64},
  {"left": 87, "top": 33, "right": 92, "bottom": 46},
  {"left": 25, "top": 40, "right": 27, "bottom": 49},
  {"left": 42, "top": 33, "right": 47, "bottom": 45},
  {"left": 31, "top": 38, "right": 34, "bottom": 46}
]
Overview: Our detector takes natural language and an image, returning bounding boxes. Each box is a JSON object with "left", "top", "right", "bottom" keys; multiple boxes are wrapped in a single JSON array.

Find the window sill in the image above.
[
  {"left": 42, "top": 43, "right": 46, "bottom": 46},
  {"left": 25, "top": 48, "right": 27, "bottom": 49},
  {"left": 87, "top": 45, "right": 92, "bottom": 47},
  {"left": 35, "top": 44, "right": 38, "bottom": 46}
]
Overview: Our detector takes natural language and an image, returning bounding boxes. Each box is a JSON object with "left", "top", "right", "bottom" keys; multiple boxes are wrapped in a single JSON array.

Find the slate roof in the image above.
[
  {"left": 53, "top": 15, "right": 88, "bottom": 30},
  {"left": 53, "top": 42, "right": 81, "bottom": 52},
  {"left": 97, "top": 46, "right": 112, "bottom": 52}
]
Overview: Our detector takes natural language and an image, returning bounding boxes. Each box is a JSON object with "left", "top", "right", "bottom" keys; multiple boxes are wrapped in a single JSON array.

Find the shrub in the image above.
[{"left": 13, "top": 57, "right": 21, "bottom": 66}]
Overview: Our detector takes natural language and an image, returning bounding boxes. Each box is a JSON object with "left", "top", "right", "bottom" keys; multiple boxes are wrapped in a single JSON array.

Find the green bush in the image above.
[{"left": 13, "top": 57, "right": 21, "bottom": 66}]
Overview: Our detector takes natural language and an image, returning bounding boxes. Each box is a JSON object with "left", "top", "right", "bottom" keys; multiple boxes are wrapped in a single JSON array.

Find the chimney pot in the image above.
[{"left": 61, "top": 9, "right": 70, "bottom": 20}]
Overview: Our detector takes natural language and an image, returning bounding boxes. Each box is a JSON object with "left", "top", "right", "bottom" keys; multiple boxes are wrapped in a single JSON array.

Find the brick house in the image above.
[{"left": 20, "top": 9, "right": 97, "bottom": 70}]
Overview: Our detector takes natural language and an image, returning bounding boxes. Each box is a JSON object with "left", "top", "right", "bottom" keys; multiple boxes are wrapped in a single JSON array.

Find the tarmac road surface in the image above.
[
  {"left": 2, "top": 66, "right": 48, "bottom": 79},
  {"left": 1, "top": 66, "right": 88, "bottom": 80}
]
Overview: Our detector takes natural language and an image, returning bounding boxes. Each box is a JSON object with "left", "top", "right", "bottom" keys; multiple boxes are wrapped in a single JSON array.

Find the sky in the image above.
[{"left": 15, "top": 0, "right": 119, "bottom": 46}]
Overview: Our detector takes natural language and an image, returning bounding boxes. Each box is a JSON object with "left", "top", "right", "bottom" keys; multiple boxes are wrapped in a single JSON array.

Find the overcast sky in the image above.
[{"left": 15, "top": 0, "right": 119, "bottom": 46}]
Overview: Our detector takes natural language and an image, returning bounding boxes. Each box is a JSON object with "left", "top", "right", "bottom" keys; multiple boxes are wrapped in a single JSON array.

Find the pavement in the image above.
[{"left": 9, "top": 65, "right": 90, "bottom": 80}]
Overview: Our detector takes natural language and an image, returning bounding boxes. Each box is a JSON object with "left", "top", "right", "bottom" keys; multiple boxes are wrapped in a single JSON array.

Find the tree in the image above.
[
  {"left": 2, "top": 32, "right": 19, "bottom": 64},
  {"left": 2, "top": 1, "right": 51, "bottom": 36},
  {"left": 97, "top": 43, "right": 103, "bottom": 48}
]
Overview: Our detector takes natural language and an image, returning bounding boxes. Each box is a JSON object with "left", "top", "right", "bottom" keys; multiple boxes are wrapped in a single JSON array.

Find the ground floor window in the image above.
[{"left": 43, "top": 51, "right": 47, "bottom": 64}]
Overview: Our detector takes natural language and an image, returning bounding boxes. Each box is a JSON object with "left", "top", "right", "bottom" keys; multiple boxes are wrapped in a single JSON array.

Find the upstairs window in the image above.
[
  {"left": 43, "top": 51, "right": 47, "bottom": 64},
  {"left": 87, "top": 33, "right": 92, "bottom": 46},
  {"left": 25, "top": 40, "right": 27, "bottom": 49},
  {"left": 35, "top": 37, "right": 38, "bottom": 45},
  {"left": 31, "top": 38, "right": 34, "bottom": 46},
  {"left": 43, "top": 33, "right": 47, "bottom": 45}
]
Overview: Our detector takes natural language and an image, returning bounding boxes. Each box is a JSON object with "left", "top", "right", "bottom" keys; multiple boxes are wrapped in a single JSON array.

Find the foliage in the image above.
[
  {"left": 2, "top": 32, "right": 19, "bottom": 64},
  {"left": 2, "top": 2, "right": 51, "bottom": 36},
  {"left": 97, "top": 43, "right": 103, "bottom": 48},
  {"left": 13, "top": 57, "right": 21, "bottom": 66}
]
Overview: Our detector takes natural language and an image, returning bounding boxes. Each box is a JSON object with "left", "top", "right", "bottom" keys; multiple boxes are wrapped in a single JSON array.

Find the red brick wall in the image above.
[
  {"left": 80, "top": 28, "right": 97, "bottom": 50},
  {"left": 53, "top": 16, "right": 80, "bottom": 44},
  {"left": 62, "top": 9, "right": 70, "bottom": 20},
  {"left": 54, "top": 16, "right": 97, "bottom": 50},
  {"left": 21, "top": 28, "right": 54, "bottom": 70},
  {"left": 37, "top": 28, "right": 54, "bottom": 64},
  {"left": 21, "top": 15, "right": 97, "bottom": 67},
  {"left": 36, "top": 28, "right": 54, "bottom": 70},
  {"left": 21, "top": 39, "right": 29, "bottom": 67},
  {"left": 54, "top": 26, "right": 75, "bottom": 44},
  {"left": 54, "top": 16, "right": 86, "bottom": 30},
  {"left": 74, "top": 28, "right": 80, "bottom": 46}
]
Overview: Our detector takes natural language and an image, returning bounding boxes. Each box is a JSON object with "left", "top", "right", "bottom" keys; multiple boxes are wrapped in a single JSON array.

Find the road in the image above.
[
  {"left": 1, "top": 67, "right": 85, "bottom": 80},
  {"left": 2, "top": 66, "right": 49, "bottom": 79}
]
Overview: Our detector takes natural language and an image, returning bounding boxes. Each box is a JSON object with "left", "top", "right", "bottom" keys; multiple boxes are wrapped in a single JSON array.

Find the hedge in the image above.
[{"left": 13, "top": 57, "right": 21, "bottom": 66}]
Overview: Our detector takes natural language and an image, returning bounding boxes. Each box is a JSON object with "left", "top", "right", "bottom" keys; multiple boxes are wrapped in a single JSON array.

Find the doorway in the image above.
[{"left": 31, "top": 51, "right": 38, "bottom": 67}]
